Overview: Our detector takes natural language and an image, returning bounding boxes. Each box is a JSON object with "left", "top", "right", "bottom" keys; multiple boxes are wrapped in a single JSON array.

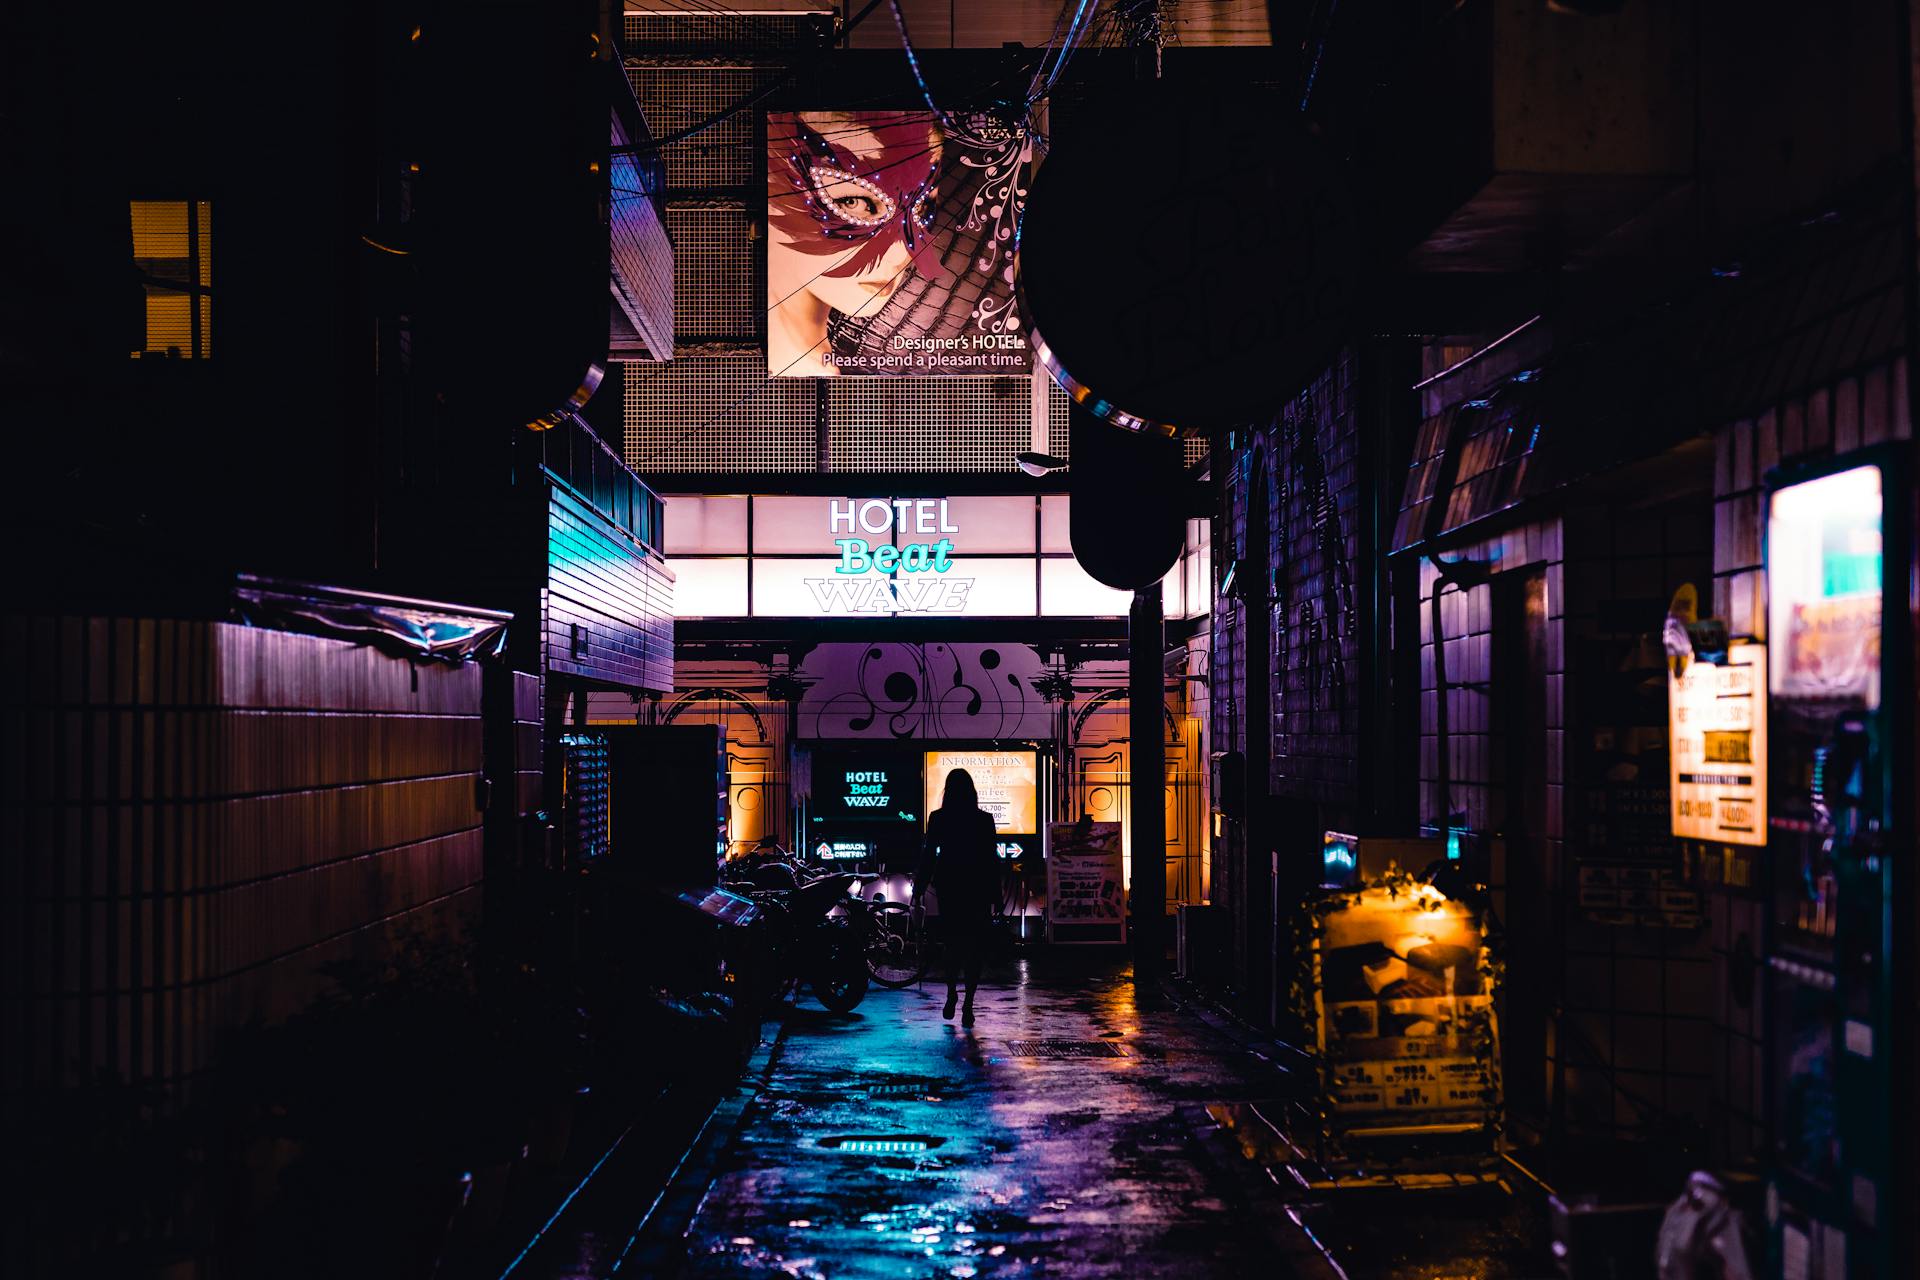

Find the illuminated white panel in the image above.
[
  {"left": 753, "top": 558, "right": 864, "bottom": 616},
  {"left": 753, "top": 495, "right": 845, "bottom": 553},
  {"left": 663, "top": 495, "right": 748, "bottom": 553},
  {"left": 1160, "top": 562, "right": 1184, "bottom": 619},
  {"left": 1041, "top": 558, "right": 1133, "bottom": 616},
  {"left": 947, "top": 557, "right": 1038, "bottom": 615},
  {"left": 1040, "top": 494, "right": 1072, "bottom": 552},
  {"left": 670, "top": 557, "right": 748, "bottom": 616},
  {"left": 940, "top": 495, "right": 1037, "bottom": 552}
]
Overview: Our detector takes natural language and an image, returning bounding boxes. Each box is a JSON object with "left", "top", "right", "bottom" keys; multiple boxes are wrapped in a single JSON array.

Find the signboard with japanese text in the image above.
[
  {"left": 1045, "top": 821, "right": 1125, "bottom": 944},
  {"left": 1668, "top": 641, "right": 1768, "bottom": 846}
]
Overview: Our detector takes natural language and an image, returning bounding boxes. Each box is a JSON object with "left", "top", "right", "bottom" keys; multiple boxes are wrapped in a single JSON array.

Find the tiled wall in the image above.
[
  {"left": 3, "top": 620, "right": 486, "bottom": 1098},
  {"left": 1414, "top": 492, "right": 1727, "bottom": 1138},
  {"left": 1700, "top": 355, "right": 1912, "bottom": 1165}
]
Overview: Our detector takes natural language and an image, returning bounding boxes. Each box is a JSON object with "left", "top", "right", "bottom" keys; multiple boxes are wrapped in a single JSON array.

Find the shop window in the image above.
[{"left": 130, "top": 200, "right": 212, "bottom": 359}]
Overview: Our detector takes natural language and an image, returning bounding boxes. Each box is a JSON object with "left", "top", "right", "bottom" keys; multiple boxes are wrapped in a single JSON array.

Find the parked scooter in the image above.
[{"left": 720, "top": 855, "right": 872, "bottom": 1012}]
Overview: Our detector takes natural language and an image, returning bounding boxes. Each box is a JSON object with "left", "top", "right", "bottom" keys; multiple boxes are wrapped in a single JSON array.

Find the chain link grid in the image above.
[
  {"left": 624, "top": 352, "right": 816, "bottom": 473},
  {"left": 827, "top": 377, "right": 1031, "bottom": 472}
]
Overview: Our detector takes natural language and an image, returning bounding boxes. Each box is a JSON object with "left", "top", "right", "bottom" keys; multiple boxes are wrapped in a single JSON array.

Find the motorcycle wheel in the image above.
[{"left": 814, "top": 949, "right": 869, "bottom": 1013}]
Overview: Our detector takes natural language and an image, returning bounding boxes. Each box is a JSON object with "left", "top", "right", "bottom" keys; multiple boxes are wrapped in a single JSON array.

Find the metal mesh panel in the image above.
[
  {"left": 625, "top": 65, "right": 773, "bottom": 190},
  {"left": 623, "top": 13, "right": 828, "bottom": 55},
  {"left": 1047, "top": 377, "right": 1071, "bottom": 458},
  {"left": 827, "top": 377, "right": 1031, "bottom": 473},
  {"left": 667, "top": 203, "right": 754, "bottom": 339},
  {"left": 624, "top": 352, "right": 817, "bottom": 473}
]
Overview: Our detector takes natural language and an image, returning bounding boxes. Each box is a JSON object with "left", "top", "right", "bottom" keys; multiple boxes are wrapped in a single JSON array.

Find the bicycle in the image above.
[{"left": 864, "top": 893, "right": 930, "bottom": 989}]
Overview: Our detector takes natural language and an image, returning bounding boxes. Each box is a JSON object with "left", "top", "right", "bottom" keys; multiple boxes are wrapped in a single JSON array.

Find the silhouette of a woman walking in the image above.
[{"left": 914, "top": 769, "right": 1002, "bottom": 1027}]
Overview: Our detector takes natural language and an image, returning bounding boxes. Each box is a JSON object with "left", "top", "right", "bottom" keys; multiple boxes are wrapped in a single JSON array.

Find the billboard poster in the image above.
[
  {"left": 924, "top": 750, "right": 1037, "bottom": 833},
  {"left": 766, "top": 110, "right": 1031, "bottom": 377},
  {"left": 1046, "top": 821, "right": 1125, "bottom": 944},
  {"left": 1668, "top": 640, "right": 1767, "bottom": 846}
]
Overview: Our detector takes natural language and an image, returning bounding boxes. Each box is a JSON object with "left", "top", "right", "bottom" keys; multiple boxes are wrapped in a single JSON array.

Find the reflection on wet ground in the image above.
[{"left": 676, "top": 955, "right": 1311, "bottom": 1279}]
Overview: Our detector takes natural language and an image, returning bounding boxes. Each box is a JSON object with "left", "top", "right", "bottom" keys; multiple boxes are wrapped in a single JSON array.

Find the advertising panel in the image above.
[
  {"left": 924, "top": 750, "right": 1037, "bottom": 833},
  {"left": 809, "top": 749, "right": 922, "bottom": 826},
  {"left": 1312, "top": 882, "right": 1499, "bottom": 1129},
  {"left": 1046, "top": 820, "right": 1126, "bottom": 944},
  {"left": 766, "top": 110, "right": 1030, "bottom": 377},
  {"left": 1668, "top": 640, "right": 1768, "bottom": 846},
  {"left": 1767, "top": 464, "right": 1883, "bottom": 708}
]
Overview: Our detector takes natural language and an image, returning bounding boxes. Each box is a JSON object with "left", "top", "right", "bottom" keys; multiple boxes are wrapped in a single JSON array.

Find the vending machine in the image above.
[{"left": 1761, "top": 449, "right": 1910, "bottom": 1280}]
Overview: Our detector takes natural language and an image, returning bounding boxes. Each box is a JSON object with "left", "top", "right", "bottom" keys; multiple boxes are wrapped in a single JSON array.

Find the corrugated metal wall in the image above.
[
  {"left": 2, "top": 619, "right": 485, "bottom": 1097},
  {"left": 545, "top": 483, "right": 676, "bottom": 694}
]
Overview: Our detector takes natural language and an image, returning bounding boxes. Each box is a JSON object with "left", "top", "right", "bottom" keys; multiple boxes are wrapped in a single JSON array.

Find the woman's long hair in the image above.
[{"left": 940, "top": 768, "right": 979, "bottom": 813}]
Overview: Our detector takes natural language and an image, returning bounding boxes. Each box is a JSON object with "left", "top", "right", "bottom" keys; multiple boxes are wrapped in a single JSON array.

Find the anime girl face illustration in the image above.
[{"left": 766, "top": 111, "right": 944, "bottom": 376}]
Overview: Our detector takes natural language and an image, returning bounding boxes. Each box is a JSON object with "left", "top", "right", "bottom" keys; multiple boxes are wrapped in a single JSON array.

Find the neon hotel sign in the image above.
[{"left": 806, "top": 499, "right": 973, "bottom": 613}]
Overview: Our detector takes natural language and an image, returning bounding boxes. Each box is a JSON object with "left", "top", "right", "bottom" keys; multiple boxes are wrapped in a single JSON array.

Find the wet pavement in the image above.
[{"left": 667, "top": 954, "right": 1337, "bottom": 1279}]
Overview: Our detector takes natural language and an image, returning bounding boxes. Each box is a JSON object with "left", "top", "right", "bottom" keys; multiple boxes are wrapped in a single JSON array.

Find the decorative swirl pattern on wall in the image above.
[{"left": 796, "top": 642, "right": 1050, "bottom": 740}]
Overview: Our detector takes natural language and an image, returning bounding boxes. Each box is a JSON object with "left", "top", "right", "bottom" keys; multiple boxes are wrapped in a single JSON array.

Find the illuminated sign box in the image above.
[
  {"left": 1767, "top": 464, "right": 1883, "bottom": 708},
  {"left": 1668, "top": 640, "right": 1767, "bottom": 846},
  {"left": 924, "top": 749, "right": 1038, "bottom": 833},
  {"left": 811, "top": 749, "right": 922, "bottom": 826},
  {"left": 813, "top": 840, "right": 873, "bottom": 862}
]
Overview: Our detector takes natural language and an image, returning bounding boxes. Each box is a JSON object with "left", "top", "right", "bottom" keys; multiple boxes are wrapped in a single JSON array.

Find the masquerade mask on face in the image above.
[{"left": 767, "top": 113, "right": 946, "bottom": 282}]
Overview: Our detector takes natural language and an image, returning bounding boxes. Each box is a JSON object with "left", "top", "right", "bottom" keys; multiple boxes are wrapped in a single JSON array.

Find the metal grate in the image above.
[
  {"left": 1046, "top": 378, "right": 1072, "bottom": 459},
  {"left": 667, "top": 203, "right": 755, "bottom": 339},
  {"left": 624, "top": 352, "right": 817, "bottom": 473},
  {"left": 827, "top": 377, "right": 1031, "bottom": 473},
  {"left": 625, "top": 65, "right": 775, "bottom": 191},
  {"left": 1003, "top": 1039, "right": 1126, "bottom": 1059},
  {"left": 623, "top": 13, "right": 829, "bottom": 55}
]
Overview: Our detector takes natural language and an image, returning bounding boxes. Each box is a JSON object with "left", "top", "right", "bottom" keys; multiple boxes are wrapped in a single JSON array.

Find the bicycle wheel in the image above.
[{"left": 865, "top": 901, "right": 927, "bottom": 988}]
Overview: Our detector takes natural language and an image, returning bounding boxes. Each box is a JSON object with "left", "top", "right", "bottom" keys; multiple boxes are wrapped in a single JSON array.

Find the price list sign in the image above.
[{"left": 1668, "top": 640, "right": 1767, "bottom": 846}]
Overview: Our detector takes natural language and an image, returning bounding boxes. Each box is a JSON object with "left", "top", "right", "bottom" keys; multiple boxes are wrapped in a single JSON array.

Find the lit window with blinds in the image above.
[{"left": 130, "top": 200, "right": 211, "bottom": 359}]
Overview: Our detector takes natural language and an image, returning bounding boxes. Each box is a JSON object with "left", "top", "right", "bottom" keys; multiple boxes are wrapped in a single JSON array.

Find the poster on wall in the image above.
[
  {"left": 1668, "top": 640, "right": 1767, "bottom": 846},
  {"left": 766, "top": 110, "right": 1031, "bottom": 377},
  {"left": 1046, "top": 820, "right": 1125, "bottom": 945},
  {"left": 925, "top": 750, "right": 1037, "bottom": 832}
]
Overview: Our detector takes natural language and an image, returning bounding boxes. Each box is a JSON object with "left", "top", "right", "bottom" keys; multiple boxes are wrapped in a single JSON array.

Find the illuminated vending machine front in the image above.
[{"left": 1761, "top": 454, "right": 1905, "bottom": 1280}]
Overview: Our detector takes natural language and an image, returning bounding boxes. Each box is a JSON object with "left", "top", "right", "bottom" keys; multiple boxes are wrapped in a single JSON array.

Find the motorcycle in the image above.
[{"left": 720, "top": 857, "right": 873, "bottom": 1013}]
